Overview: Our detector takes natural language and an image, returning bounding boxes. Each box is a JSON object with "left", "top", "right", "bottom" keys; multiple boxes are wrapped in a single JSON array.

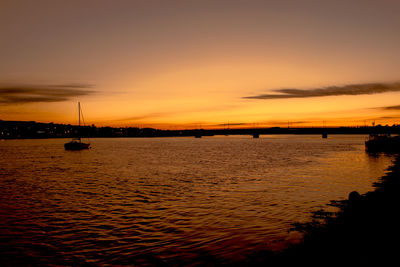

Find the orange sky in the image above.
[{"left": 1, "top": 0, "right": 400, "bottom": 129}]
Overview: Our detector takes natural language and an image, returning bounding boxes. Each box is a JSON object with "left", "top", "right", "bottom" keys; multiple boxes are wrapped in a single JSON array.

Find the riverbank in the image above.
[{"left": 241, "top": 154, "right": 400, "bottom": 266}]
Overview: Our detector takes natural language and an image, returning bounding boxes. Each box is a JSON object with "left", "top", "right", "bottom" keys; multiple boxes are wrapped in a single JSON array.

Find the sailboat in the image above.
[{"left": 64, "top": 102, "right": 90, "bottom": 150}]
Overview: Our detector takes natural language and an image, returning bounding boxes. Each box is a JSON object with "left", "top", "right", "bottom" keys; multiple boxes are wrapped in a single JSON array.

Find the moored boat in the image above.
[
  {"left": 64, "top": 139, "right": 90, "bottom": 150},
  {"left": 65, "top": 102, "right": 90, "bottom": 150},
  {"left": 365, "top": 134, "right": 400, "bottom": 153}
]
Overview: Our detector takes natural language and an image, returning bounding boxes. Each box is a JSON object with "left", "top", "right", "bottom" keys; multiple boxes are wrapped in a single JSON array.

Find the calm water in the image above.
[{"left": 0, "top": 135, "right": 394, "bottom": 265}]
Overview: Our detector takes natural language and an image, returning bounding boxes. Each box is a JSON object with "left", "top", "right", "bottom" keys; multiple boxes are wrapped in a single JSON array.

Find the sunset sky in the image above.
[{"left": 1, "top": 0, "right": 400, "bottom": 129}]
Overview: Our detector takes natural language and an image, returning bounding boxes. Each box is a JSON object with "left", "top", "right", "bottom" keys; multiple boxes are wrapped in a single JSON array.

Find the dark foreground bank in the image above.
[{"left": 239, "top": 154, "right": 400, "bottom": 266}]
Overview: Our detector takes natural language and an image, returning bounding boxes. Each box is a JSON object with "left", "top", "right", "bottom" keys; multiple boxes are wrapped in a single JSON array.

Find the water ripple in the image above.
[{"left": 0, "top": 136, "right": 394, "bottom": 265}]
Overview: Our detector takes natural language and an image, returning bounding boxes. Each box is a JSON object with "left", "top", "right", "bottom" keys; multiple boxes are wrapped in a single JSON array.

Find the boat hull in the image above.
[
  {"left": 365, "top": 136, "right": 400, "bottom": 153},
  {"left": 64, "top": 141, "right": 90, "bottom": 150}
]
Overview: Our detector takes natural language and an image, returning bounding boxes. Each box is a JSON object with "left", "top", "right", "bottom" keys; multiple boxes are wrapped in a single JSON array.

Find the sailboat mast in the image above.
[
  {"left": 78, "top": 102, "right": 81, "bottom": 127},
  {"left": 78, "top": 102, "right": 81, "bottom": 142}
]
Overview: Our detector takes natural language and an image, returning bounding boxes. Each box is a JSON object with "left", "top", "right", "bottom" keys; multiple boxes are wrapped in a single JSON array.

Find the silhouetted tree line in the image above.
[{"left": 1, "top": 120, "right": 399, "bottom": 139}]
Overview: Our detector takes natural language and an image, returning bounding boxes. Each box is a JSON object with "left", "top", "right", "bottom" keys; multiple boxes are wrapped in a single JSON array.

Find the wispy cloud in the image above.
[
  {"left": 0, "top": 83, "right": 96, "bottom": 104},
  {"left": 122, "top": 113, "right": 170, "bottom": 121},
  {"left": 377, "top": 105, "right": 400, "bottom": 110},
  {"left": 213, "top": 122, "right": 249, "bottom": 127},
  {"left": 377, "top": 116, "right": 400, "bottom": 119},
  {"left": 244, "top": 82, "right": 400, "bottom": 100}
]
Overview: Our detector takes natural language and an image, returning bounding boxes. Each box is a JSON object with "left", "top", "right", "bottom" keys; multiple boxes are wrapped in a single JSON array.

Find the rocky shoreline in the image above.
[{"left": 242, "top": 155, "right": 400, "bottom": 266}]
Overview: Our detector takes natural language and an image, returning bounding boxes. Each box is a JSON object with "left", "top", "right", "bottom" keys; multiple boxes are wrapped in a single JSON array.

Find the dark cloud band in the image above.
[
  {"left": 244, "top": 82, "right": 400, "bottom": 100},
  {"left": 0, "top": 84, "right": 95, "bottom": 104},
  {"left": 379, "top": 105, "right": 400, "bottom": 110}
]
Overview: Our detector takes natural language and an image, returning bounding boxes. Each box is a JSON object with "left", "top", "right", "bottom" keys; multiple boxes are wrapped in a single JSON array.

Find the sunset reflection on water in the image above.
[{"left": 0, "top": 135, "right": 394, "bottom": 265}]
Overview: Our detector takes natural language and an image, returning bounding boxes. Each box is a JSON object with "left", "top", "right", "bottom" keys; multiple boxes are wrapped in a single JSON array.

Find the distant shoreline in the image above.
[{"left": 1, "top": 119, "right": 399, "bottom": 139}]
